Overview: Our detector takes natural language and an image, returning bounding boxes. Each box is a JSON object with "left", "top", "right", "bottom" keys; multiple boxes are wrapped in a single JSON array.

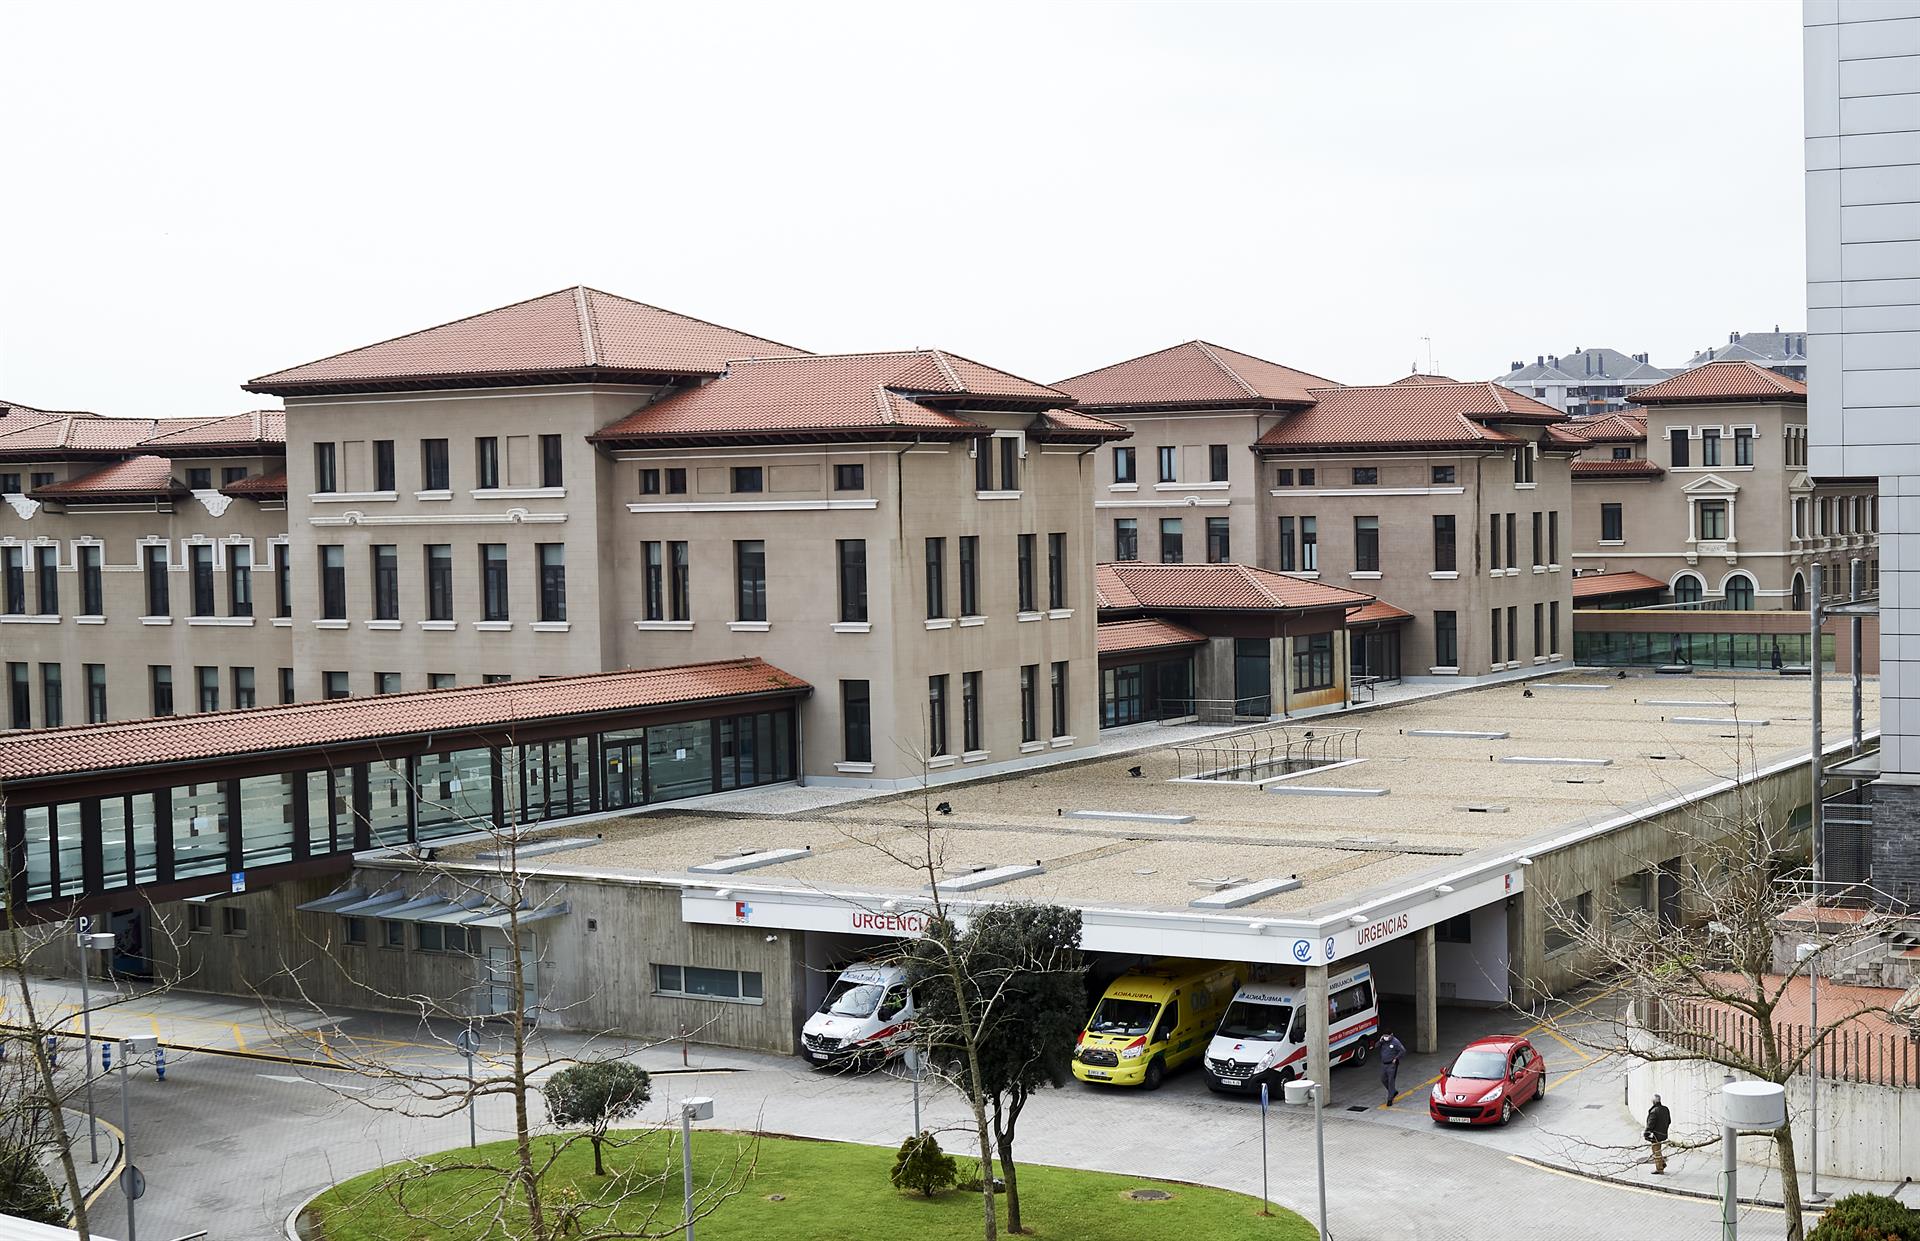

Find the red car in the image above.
[{"left": 1429, "top": 1035, "right": 1545, "bottom": 1126}]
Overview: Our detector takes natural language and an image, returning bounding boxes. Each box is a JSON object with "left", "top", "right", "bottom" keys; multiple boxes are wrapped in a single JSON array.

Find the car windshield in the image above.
[
  {"left": 1218, "top": 1000, "right": 1292, "bottom": 1041},
  {"left": 820, "top": 978, "right": 885, "bottom": 1018},
  {"left": 1450, "top": 1050, "right": 1509, "bottom": 1080},
  {"left": 1088, "top": 998, "right": 1160, "bottom": 1036}
]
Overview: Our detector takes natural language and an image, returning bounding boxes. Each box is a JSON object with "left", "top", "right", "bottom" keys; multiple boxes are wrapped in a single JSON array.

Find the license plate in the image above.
[
  {"left": 1218, "top": 1077, "right": 1245, "bottom": 1087},
  {"left": 1085, "top": 1069, "right": 1110, "bottom": 1079},
  {"left": 1447, "top": 1116, "right": 1472, "bottom": 1125}
]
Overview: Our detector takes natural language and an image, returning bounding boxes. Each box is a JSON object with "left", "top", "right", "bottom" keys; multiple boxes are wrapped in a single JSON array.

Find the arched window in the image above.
[
  {"left": 1723, "top": 576, "right": 1755, "bottom": 611},
  {"left": 1672, "top": 574, "right": 1703, "bottom": 605},
  {"left": 1791, "top": 573, "right": 1807, "bottom": 610}
]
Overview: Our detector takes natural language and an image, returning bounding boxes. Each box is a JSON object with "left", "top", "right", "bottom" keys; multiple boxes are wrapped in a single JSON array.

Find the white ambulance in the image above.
[
  {"left": 799, "top": 961, "right": 915, "bottom": 1069},
  {"left": 1201, "top": 963, "right": 1379, "bottom": 1095}
]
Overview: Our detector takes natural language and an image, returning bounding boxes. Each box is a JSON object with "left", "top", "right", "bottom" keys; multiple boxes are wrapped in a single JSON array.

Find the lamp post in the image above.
[
  {"left": 119, "top": 1034, "right": 158, "bottom": 1241},
  {"left": 77, "top": 928, "right": 116, "bottom": 1164},
  {"left": 1796, "top": 942, "right": 1826, "bottom": 1202},
  {"left": 1718, "top": 1080, "right": 1787, "bottom": 1241},
  {"left": 455, "top": 1025, "right": 479, "bottom": 1148},
  {"left": 680, "top": 1096, "right": 714, "bottom": 1241},
  {"left": 1283, "top": 1077, "right": 1329, "bottom": 1241}
]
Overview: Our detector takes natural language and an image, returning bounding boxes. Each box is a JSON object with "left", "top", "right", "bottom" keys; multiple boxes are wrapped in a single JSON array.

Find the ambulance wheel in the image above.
[
  {"left": 1350, "top": 1039, "right": 1369, "bottom": 1067},
  {"left": 1143, "top": 1058, "right": 1166, "bottom": 1091}
]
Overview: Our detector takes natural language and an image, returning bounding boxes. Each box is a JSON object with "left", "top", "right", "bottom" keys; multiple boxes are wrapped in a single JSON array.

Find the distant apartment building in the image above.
[
  {"left": 1060, "top": 348, "right": 1577, "bottom": 678},
  {"left": 1495, "top": 347, "right": 1674, "bottom": 417},
  {"left": 1682, "top": 329, "right": 1809, "bottom": 382},
  {"left": 1564, "top": 360, "right": 1877, "bottom": 608}
]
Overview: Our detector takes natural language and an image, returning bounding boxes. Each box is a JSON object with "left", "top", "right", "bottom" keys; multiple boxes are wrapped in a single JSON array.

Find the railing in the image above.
[
  {"left": 1654, "top": 998, "right": 1920, "bottom": 1087},
  {"left": 1153, "top": 696, "right": 1273, "bottom": 726},
  {"left": 1170, "top": 724, "right": 1362, "bottom": 782}
]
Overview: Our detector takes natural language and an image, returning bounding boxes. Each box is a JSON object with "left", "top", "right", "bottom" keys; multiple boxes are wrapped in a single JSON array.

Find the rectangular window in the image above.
[
  {"left": 25, "top": 546, "right": 55, "bottom": 616},
  {"left": 1514, "top": 445, "right": 1535, "bottom": 484},
  {"left": 1020, "top": 664, "right": 1039, "bottom": 743},
  {"left": 275, "top": 547, "right": 291, "bottom": 619},
  {"left": 1507, "top": 606, "right": 1518, "bottom": 665},
  {"left": 1601, "top": 502, "right": 1623, "bottom": 541},
  {"left": 643, "top": 542, "right": 666, "bottom": 621},
  {"left": 639, "top": 468, "right": 661, "bottom": 495},
  {"left": 1701, "top": 428, "right": 1721, "bottom": 467},
  {"left": 925, "top": 538, "right": 946, "bottom": 618},
  {"left": 1533, "top": 602, "right": 1544, "bottom": 656},
  {"left": 429, "top": 673, "right": 456, "bottom": 690},
  {"left": 1158, "top": 445, "right": 1177, "bottom": 483},
  {"left": 1299, "top": 516, "right": 1318, "bottom": 571},
  {"left": 1531, "top": 512, "right": 1543, "bottom": 568},
  {"left": 426, "top": 545, "right": 453, "bottom": 621},
  {"left": 481, "top": 545, "right": 510, "bottom": 621},
  {"left": 319, "top": 545, "right": 346, "bottom": 620},
  {"left": 1490, "top": 608, "right": 1502, "bottom": 664},
  {"left": 539, "top": 434, "right": 563, "bottom": 488},
  {"left": 197, "top": 665, "right": 219, "bottom": 713},
  {"left": 1669, "top": 428, "right": 1690, "bottom": 468},
  {"left": 538, "top": 543, "right": 566, "bottom": 623},
  {"left": 323, "top": 671, "right": 350, "bottom": 699},
  {"left": 1433, "top": 515, "right": 1456, "bottom": 572},
  {"left": 150, "top": 665, "right": 173, "bottom": 716},
  {"left": 928, "top": 674, "right": 950, "bottom": 756},
  {"left": 1353, "top": 466, "right": 1378, "bottom": 485},
  {"left": 666, "top": 467, "right": 687, "bottom": 494},
  {"left": 1698, "top": 500, "right": 1728, "bottom": 541},
  {"left": 1488, "top": 514, "right": 1502, "bottom": 570},
  {"left": 85, "top": 664, "right": 106, "bottom": 723},
  {"left": 313, "top": 442, "right": 337, "bottom": 493},
  {"left": 1431, "top": 465, "right": 1455, "bottom": 484},
  {"left": 1160, "top": 518, "right": 1184, "bottom": 563},
  {"left": 651, "top": 964, "right": 763, "bottom": 1003},
  {"left": 1291, "top": 632, "right": 1334, "bottom": 691},
  {"left": 7, "top": 663, "right": 27, "bottom": 729},
  {"left": 0, "top": 472, "right": 17, "bottom": 493},
  {"left": 373, "top": 439, "right": 396, "bottom": 492},
  {"left": 734, "top": 540, "right": 766, "bottom": 621},
  {"left": 79, "top": 545, "right": 102, "bottom": 616},
  {"left": 1206, "top": 517, "right": 1230, "bottom": 564},
  {"left": 999, "top": 436, "right": 1020, "bottom": 492},
  {"left": 834, "top": 463, "right": 864, "bottom": 491},
  {"left": 376, "top": 672, "right": 401, "bottom": 694},
  {"left": 1550, "top": 600, "right": 1561, "bottom": 654},
  {"left": 371, "top": 545, "right": 399, "bottom": 620},
  {"left": 233, "top": 666, "right": 255, "bottom": 709},
  {"left": 1209, "top": 444, "right": 1229, "bottom": 482},
  {"left": 38, "top": 664, "right": 60, "bottom": 728},
  {"left": 1434, "top": 611, "right": 1458, "bottom": 668},
  {"left": 1114, "top": 518, "right": 1138, "bottom": 562},
  {"left": 841, "top": 680, "right": 872, "bottom": 763},
  {"left": 1613, "top": 445, "right": 1632, "bottom": 460},
  {"left": 1298, "top": 468, "right": 1315, "bottom": 485},
  {"left": 144, "top": 545, "right": 169, "bottom": 616},
  {"left": 1017, "top": 533, "right": 1037, "bottom": 612},
  {"left": 1277, "top": 517, "right": 1296, "bottom": 572},
  {"left": 975, "top": 439, "right": 994, "bottom": 490},
  {"left": 1114, "top": 446, "right": 1136, "bottom": 484},
  {"left": 837, "top": 539, "right": 867, "bottom": 623},
  {"left": 1354, "top": 516, "right": 1380, "bottom": 572},
  {"left": 475, "top": 437, "right": 500, "bottom": 489},
  {"left": 1548, "top": 511, "right": 1560, "bottom": 564},
  {"left": 421, "top": 438, "right": 450, "bottom": 490},
  {"left": 280, "top": 668, "right": 295, "bottom": 704},
  {"left": 1735, "top": 428, "right": 1754, "bottom": 466},
  {"left": 959, "top": 536, "right": 979, "bottom": 616},
  {"left": 1048, "top": 532, "right": 1067, "bottom": 608},
  {"left": 1274, "top": 467, "right": 1294, "bottom": 487},
  {"left": 669, "top": 541, "right": 690, "bottom": 621},
  {"left": 962, "top": 670, "right": 982, "bottom": 752},
  {"left": 188, "top": 544, "right": 215, "bottom": 617},
  {"left": 229, "top": 545, "right": 253, "bottom": 616},
  {"left": 731, "top": 466, "right": 763, "bottom": 494},
  {"left": 1505, "top": 513, "right": 1517, "bottom": 570}
]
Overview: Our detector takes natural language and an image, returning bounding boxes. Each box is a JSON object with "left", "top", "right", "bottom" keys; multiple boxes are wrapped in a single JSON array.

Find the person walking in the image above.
[
  {"left": 1644, "top": 1094, "right": 1671, "bottom": 1174},
  {"left": 1377, "top": 1029, "right": 1406, "bottom": 1105}
]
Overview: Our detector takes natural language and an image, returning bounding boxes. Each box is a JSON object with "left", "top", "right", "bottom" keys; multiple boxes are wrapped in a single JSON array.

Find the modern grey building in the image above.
[
  {"left": 1683, "top": 329, "right": 1810, "bottom": 382},
  {"left": 1495, "top": 347, "right": 1674, "bottom": 416}
]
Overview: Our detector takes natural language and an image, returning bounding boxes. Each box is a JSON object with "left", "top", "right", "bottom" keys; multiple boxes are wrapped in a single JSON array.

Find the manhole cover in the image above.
[
  {"left": 1346, "top": 1105, "right": 1369, "bottom": 1112},
  {"left": 1126, "top": 1189, "right": 1173, "bottom": 1202}
]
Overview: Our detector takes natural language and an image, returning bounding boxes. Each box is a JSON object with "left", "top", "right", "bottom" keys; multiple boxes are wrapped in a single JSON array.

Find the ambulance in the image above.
[
  {"left": 800, "top": 961, "right": 914, "bottom": 1069},
  {"left": 1072, "top": 958, "right": 1248, "bottom": 1090},
  {"left": 1201, "top": 962, "right": 1379, "bottom": 1094}
]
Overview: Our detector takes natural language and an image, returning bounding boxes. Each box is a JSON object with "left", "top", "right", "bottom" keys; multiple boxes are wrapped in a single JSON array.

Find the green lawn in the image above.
[{"left": 309, "top": 1129, "right": 1315, "bottom": 1241}]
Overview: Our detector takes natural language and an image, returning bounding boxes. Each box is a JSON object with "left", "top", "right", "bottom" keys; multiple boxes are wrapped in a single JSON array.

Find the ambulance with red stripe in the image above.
[
  {"left": 1201, "top": 963, "right": 1379, "bottom": 1094},
  {"left": 800, "top": 962, "right": 914, "bottom": 1069}
]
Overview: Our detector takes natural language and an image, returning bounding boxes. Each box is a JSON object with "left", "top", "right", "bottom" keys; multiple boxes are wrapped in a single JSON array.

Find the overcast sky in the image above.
[{"left": 3, "top": 1, "right": 1804, "bottom": 416}]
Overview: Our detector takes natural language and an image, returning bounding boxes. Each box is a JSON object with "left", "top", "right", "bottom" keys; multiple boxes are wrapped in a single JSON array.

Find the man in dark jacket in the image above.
[
  {"left": 1377, "top": 1030, "right": 1407, "bottom": 1105},
  {"left": 1644, "top": 1094, "right": 1671, "bottom": 1173}
]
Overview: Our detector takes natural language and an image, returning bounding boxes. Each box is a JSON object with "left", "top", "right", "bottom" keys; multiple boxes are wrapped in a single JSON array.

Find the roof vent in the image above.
[
  {"left": 689, "top": 846, "right": 811, "bottom": 874},
  {"left": 930, "top": 863, "right": 1044, "bottom": 893},
  {"left": 1190, "top": 876, "right": 1250, "bottom": 891},
  {"left": 1189, "top": 876, "right": 1304, "bottom": 909}
]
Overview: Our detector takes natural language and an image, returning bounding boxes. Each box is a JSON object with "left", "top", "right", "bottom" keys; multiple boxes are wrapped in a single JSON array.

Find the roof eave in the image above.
[
  {"left": 589, "top": 426, "right": 983, "bottom": 450},
  {"left": 244, "top": 366, "right": 719, "bottom": 398}
]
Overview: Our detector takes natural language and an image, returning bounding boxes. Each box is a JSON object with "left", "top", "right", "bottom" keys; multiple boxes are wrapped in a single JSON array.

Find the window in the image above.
[
  {"left": 834, "top": 463, "right": 864, "bottom": 491},
  {"left": 962, "top": 670, "right": 982, "bottom": 752},
  {"left": 643, "top": 542, "right": 666, "bottom": 621},
  {"left": 1206, "top": 517, "right": 1230, "bottom": 564},
  {"left": 734, "top": 540, "right": 766, "bottom": 621},
  {"left": 229, "top": 545, "right": 253, "bottom": 616},
  {"left": 475, "top": 437, "right": 500, "bottom": 489},
  {"left": 1292, "top": 632, "right": 1334, "bottom": 691},
  {"left": 1612, "top": 445, "right": 1632, "bottom": 460},
  {"left": 1159, "top": 518, "right": 1184, "bottom": 563},
  {"left": 197, "top": 666, "right": 219, "bottom": 713},
  {"left": 538, "top": 543, "right": 566, "bottom": 623},
  {"left": 1734, "top": 427, "right": 1754, "bottom": 466},
  {"left": 836, "top": 539, "right": 866, "bottom": 623},
  {"left": 1488, "top": 514, "right": 1503, "bottom": 571},
  {"left": 342, "top": 917, "right": 367, "bottom": 946},
  {"left": 1673, "top": 574, "right": 1703, "bottom": 605},
  {"left": 429, "top": 673, "right": 456, "bottom": 689},
  {"left": 1157, "top": 445, "right": 1177, "bottom": 483},
  {"left": 1513, "top": 445, "right": 1535, "bottom": 484},
  {"left": 39, "top": 664, "right": 60, "bottom": 728},
  {"left": 426, "top": 545, "right": 453, "bottom": 621},
  {"left": 539, "top": 434, "right": 563, "bottom": 488},
  {"left": 1431, "top": 465, "right": 1455, "bottom": 484},
  {"left": 1353, "top": 467, "right": 1378, "bottom": 485},
  {"left": 323, "top": 671, "right": 350, "bottom": 699},
  {"left": 1531, "top": 512, "right": 1543, "bottom": 568},
  {"left": 1274, "top": 468, "right": 1294, "bottom": 487},
  {"left": 188, "top": 545, "right": 215, "bottom": 617},
  {"left": 1669, "top": 428, "right": 1690, "bottom": 468},
  {"left": 1276, "top": 517, "right": 1296, "bottom": 571},
  {"left": 925, "top": 537, "right": 946, "bottom": 619},
  {"left": 1490, "top": 608, "right": 1502, "bottom": 664},
  {"left": 280, "top": 668, "right": 295, "bottom": 704},
  {"left": 0, "top": 473, "right": 17, "bottom": 493},
  {"left": 731, "top": 466, "right": 763, "bottom": 493},
  {"left": 421, "top": 438, "right": 450, "bottom": 490},
  {"left": 79, "top": 545, "right": 101, "bottom": 616},
  {"left": 6, "top": 663, "right": 26, "bottom": 728},
  {"left": 371, "top": 545, "right": 399, "bottom": 620},
  {"left": 1434, "top": 611, "right": 1458, "bottom": 668},
  {"left": 666, "top": 467, "right": 687, "bottom": 494},
  {"left": 998, "top": 436, "right": 1020, "bottom": 492},
  {"left": 1701, "top": 428, "right": 1721, "bottom": 467},
  {"left": 383, "top": 920, "right": 406, "bottom": 949},
  {"left": 1548, "top": 511, "right": 1560, "bottom": 565},
  {"left": 1600, "top": 503, "right": 1623, "bottom": 542},
  {"left": 1114, "top": 446, "right": 1136, "bottom": 484},
  {"left": 639, "top": 468, "right": 661, "bottom": 495},
  {"left": 1020, "top": 664, "right": 1039, "bottom": 743},
  {"left": 483, "top": 673, "right": 511, "bottom": 684},
  {"left": 975, "top": 439, "right": 994, "bottom": 490},
  {"left": 1504, "top": 513, "right": 1517, "bottom": 570},
  {"left": 1432, "top": 515, "right": 1456, "bottom": 572},
  {"left": 144, "top": 545, "right": 169, "bottom": 616},
  {"left": 1724, "top": 576, "right": 1755, "bottom": 611},
  {"left": 669, "top": 541, "right": 690, "bottom": 622},
  {"left": 651, "top": 963, "right": 763, "bottom": 1003},
  {"left": 150, "top": 665, "right": 173, "bottom": 716},
  {"left": 417, "top": 923, "right": 471, "bottom": 954},
  {"left": 233, "top": 667, "right": 256, "bottom": 709},
  {"left": 275, "top": 548, "right": 291, "bottom": 619},
  {"left": 1549, "top": 601, "right": 1561, "bottom": 654},
  {"left": 27, "top": 546, "right": 55, "bottom": 615},
  {"left": 1017, "top": 533, "right": 1036, "bottom": 612},
  {"left": 376, "top": 672, "right": 402, "bottom": 693},
  {"left": 1050, "top": 661, "right": 1069, "bottom": 738},
  {"left": 1545, "top": 891, "right": 1594, "bottom": 954},
  {"left": 373, "top": 439, "right": 396, "bottom": 492},
  {"left": 959, "top": 536, "right": 979, "bottom": 616},
  {"left": 842, "top": 680, "right": 872, "bottom": 763},
  {"left": 313, "top": 442, "right": 337, "bottom": 493},
  {"left": 1114, "top": 518, "right": 1138, "bottom": 562},
  {"left": 319, "top": 545, "right": 346, "bottom": 619},
  {"left": 1048, "top": 532, "right": 1067, "bottom": 608},
  {"left": 481, "top": 545, "right": 510, "bottom": 621},
  {"left": 188, "top": 905, "right": 212, "bottom": 934},
  {"left": 85, "top": 664, "right": 106, "bottom": 723},
  {"left": 1354, "top": 516, "right": 1380, "bottom": 573},
  {"left": 1533, "top": 602, "right": 1544, "bottom": 656},
  {"left": 1507, "top": 607, "right": 1518, "bottom": 664},
  {"left": 928, "top": 674, "right": 950, "bottom": 756},
  {"left": 1698, "top": 500, "right": 1728, "bottom": 541},
  {"left": 1299, "top": 516, "right": 1318, "bottom": 571},
  {"left": 1299, "top": 468, "right": 1315, "bottom": 486},
  {"left": 1209, "top": 444, "right": 1229, "bottom": 482}
]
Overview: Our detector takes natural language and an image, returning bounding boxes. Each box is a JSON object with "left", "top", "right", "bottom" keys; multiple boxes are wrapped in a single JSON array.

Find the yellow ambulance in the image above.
[{"left": 1072, "top": 958, "right": 1248, "bottom": 1089}]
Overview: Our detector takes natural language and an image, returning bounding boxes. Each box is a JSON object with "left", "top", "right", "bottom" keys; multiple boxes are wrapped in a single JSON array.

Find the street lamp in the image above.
[
  {"left": 77, "top": 928, "right": 116, "bottom": 1164},
  {"left": 1719, "top": 1080, "right": 1787, "bottom": 1241},
  {"left": 455, "top": 1025, "right": 480, "bottom": 1148},
  {"left": 119, "top": 1034, "right": 158, "bottom": 1241},
  {"left": 679, "top": 1096, "right": 714, "bottom": 1241},
  {"left": 1796, "top": 941, "right": 1827, "bottom": 1202},
  {"left": 1283, "top": 1077, "right": 1329, "bottom": 1241}
]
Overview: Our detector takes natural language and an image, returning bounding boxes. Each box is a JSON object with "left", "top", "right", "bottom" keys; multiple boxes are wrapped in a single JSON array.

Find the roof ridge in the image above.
[
  {"left": 926, "top": 350, "right": 966, "bottom": 391},
  {"left": 1192, "top": 341, "right": 1262, "bottom": 400},
  {"left": 578, "top": 287, "right": 810, "bottom": 358},
  {"left": 873, "top": 385, "right": 899, "bottom": 425},
  {"left": 250, "top": 286, "right": 589, "bottom": 384},
  {"left": 574, "top": 286, "right": 600, "bottom": 367}
]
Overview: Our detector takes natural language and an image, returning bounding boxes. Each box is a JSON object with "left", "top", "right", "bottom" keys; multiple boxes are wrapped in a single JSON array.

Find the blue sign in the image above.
[
  {"left": 1291, "top": 939, "right": 1312, "bottom": 962},
  {"left": 1324, "top": 937, "right": 1337, "bottom": 962},
  {"left": 230, "top": 871, "right": 246, "bottom": 894}
]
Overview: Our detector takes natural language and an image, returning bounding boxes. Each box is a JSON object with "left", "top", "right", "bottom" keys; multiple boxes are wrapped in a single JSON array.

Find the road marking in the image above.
[
  {"left": 1382, "top": 983, "right": 1626, "bottom": 1108},
  {"left": 1537, "top": 1028, "right": 1593, "bottom": 1063},
  {"left": 1504, "top": 1153, "right": 1808, "bottom": 1218},
  {"left": 75, "top": 1115, "right": 129, "bottom": 1218},
  {"left": 258, "top": 1073, "right": 367, "bottom": 1091}
]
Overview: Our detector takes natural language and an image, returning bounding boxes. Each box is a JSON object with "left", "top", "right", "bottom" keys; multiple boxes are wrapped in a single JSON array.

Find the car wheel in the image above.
[
  {"left": 1350, "top": 1039, "right": 1369, "bottom": 1067},
  {"left": 1533, "top": 1076, "right": 1545, "bottom": 1102},
  {"left": 1143, "top": 1058, "right": 1166, "bottom": 1091},
  {"left": 1499, "top": 1099, "right": 1513, "bottom": 1125}
]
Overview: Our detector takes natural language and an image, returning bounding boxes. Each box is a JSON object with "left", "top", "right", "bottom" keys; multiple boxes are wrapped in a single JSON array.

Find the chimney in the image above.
[
  {"left": 1729, "top": 331, "right": 1739, "bottom": 344},
  {"left": 1537, "top": 355, "right": 1545, "bottom": 366},
  {"left": 1511, "top": 361, "right": 1522, "bottom": 371}
]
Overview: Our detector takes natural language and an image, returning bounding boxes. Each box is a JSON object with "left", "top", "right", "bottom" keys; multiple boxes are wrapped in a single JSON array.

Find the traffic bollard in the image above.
[
  {"left": 102, "top": 1043, "right": 112, "bottom": 1073},
  {"left": 44, "top": 1035, "right": 58, "bottom": 1069},
  {"left": 153, "top": 1045, "right": 166, "bottom": 1081}
]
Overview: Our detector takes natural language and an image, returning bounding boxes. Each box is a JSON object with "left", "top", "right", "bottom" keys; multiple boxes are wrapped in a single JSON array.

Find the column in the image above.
[
  {"left": 1305, "top": 962, "right": 1331, "bottom": 1100},
  {"left": 1413, "top": 924, "right": 1438, "bottom": 1055}
]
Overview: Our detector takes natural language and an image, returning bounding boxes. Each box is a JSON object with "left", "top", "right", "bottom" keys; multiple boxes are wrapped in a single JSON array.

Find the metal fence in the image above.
[
  {"left": 1654, "top": 998, "right": 1920, "bottom": 1088},
  {"left": 1170, "top": 724, "right": 1362, "bottom": 782},
  {"left": 1153, "top": 696, "right": 1273, "bottom": 726}
]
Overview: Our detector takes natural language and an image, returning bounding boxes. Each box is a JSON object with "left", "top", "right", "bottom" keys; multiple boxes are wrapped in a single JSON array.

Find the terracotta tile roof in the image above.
[
  {"left": 0, "top": 659, "right": 810, "bottom": 783},
  {"left": 1095, "top": 562, "right": 1373, "bottom": 613},
  {"left": 1571, "top": 571, "right": 1667, "bottom": 602},
  {"left": 247, "top": 286, "right": 807, "bottom": 395},
  {"left": 220, "top": 468, "right": 287, "bottom": 498},
  {"left": 1571, "top": 458, "right": 1664, "bottom": 479},
  {"left": 1630, "top": 361, "right": 1808, "bottom": 405},
  {"left": 1096, "top": 617, "right": 1209, "bottom": 656},
  {"left": 1056, "top": 341, "right": 1338, "bottom": 410},
  {"left": 28, "top": 455, "right": 184, "bottom": 501},
  {"left": 141, "top": 410, "right": 286, "bottom": 448},
  {"left": 1386, "top": 373, "right": 1458, "bottom": 385},
  {"left": 1559, "top": 410, "right": 1647, "bottom": 443},
  {"left": 0, "top": 413, "right": 284, "bottom": 460},
  {"left": 1028, "top": 408, "right": 1131, "bottom": 441},
  {"left": 589, "top": 351, "right": 1071, "bottom": 447},
  {"left": 1255, "top": 380, "right": 1565, "bottom": 453},
  {"left": 1346, "top": 598, "right": 1414, "bottom": 625}
]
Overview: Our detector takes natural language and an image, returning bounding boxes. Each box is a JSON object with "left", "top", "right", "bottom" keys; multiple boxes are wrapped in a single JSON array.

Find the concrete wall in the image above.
[{"left": 1090, "top": 410, "right": 1269, "bottom": 564}]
